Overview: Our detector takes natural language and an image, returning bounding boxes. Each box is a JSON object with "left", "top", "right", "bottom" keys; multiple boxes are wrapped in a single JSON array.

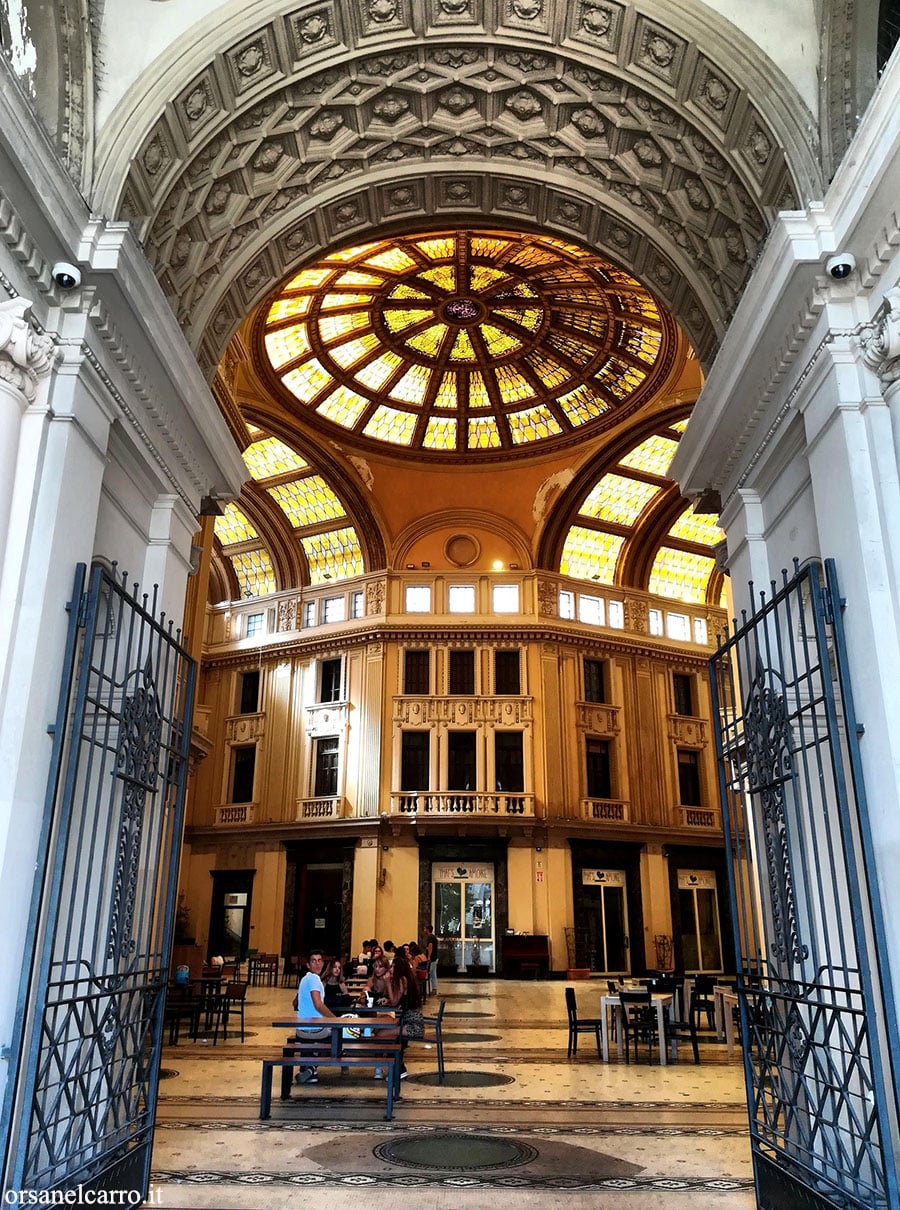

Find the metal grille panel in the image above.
[
  {"left": 4, "top": 564, "right": 195, "bottom": 1194},
  {"left": 710, "top": 559, "right": 900, "bottom": 1209}
]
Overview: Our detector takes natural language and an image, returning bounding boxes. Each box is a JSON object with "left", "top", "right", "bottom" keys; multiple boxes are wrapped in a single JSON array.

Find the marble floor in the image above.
[{"left": 150, "top": 978, "right": 756, "bottom": 1209}]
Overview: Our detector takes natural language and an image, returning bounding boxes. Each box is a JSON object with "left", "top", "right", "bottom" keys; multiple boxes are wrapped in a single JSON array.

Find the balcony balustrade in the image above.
[
  {"left": 679, "top": 805, "right": 720, "bottom": 828},
  {"left": 297, "top": 796, "right": 347, "bottom": 820},
  {"left": 581, "top": 797, "right": 629, "bottom": 822},
  {"left": 394, "top": 696, "right": 532, "bottom": 725},
  {"left": 215, "top": 803, "right": 257, "bottom": 826},
  {"left": 390, "top": 791, "right": 534, "bottom": 816}
]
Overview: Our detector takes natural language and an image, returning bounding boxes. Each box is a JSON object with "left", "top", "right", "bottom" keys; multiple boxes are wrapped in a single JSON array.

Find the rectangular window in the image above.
[
  {"left": 351, "top": 591, "right": 364, "bottom": 618},
  {"left": 405, "top": 584, "right": 432, "bottom": 612},
  {"left": 400, "top": 731, "right": 430, "bottom": 791},
  {"left": 239, "top": 670, "right": 260, "bottom": 715},
  {"left": 586, "top": 738, "right": 611, "bottom": 799},
  {"left": 677, "top": 749, "right": 702, "bottom": 806},
  {"left": 608, "top": 600, "right": 624, "bottom": 629},
  {"left": 447, "top": 731, "right": 477, "bottom": 791},
  {"left": 245, "top": 612, "right": 264, "bottom": 638},
  {"left": 693, "top": 617, "right": 708, "bottom": 645},
  {"left": 320, "top": 658, "right": 342, "bottom": 703},
  {"left": 494, "top": 731, "right": 524, "bottom": 792},
  {"left": 323, "top": 595, "right": 345, "bottom": 623},
  {"left": 558, "top": 590, "right": 575, "bottom": 619},
  {"left": 584, "top": 658, "right": 606, "bottom": 703},
  {"left": 649, "top": 608, "right": 664, "bottom": 636},
  {"left": 403, "top": 649, "right": 430, "bottom": 695},
  {"left": 231, "top": 745, "right": 256, "bottom": 803},
  {"left": 449, "top": 649, "right": 476, "bottom": 695},
  {"left": 492, "top": 583, "right": 519, "bottom": 613},
  {"left": 578, "top": 595, "right": 604, "bottom": 626},
  {"left": 314, "top": 736, "right": 339, "bottom": 798},
  {"left": 673, "top": 673, "right": 694, "bottom": 716},
  {"left": 448, "top": 584, "right": 476, "bottom": 613},
  {"left": 666, "top": 612, "right": 691, "bottom": 642},
  {"left": 303, "top": 601, "right": 316, "bottom": 628},
  {"left": 494, "top": 649, "right": 521, "bottom": 695}
]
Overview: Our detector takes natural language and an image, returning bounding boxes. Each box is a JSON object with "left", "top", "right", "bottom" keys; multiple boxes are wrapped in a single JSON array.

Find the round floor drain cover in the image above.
[
  {"left": 442, "top": 1032, "right": 501, "bottom": 1043},
  {"left": 375, "top": 1132, "right": 537, "bottom": 1171},
  {"left": 403, "top": 1070, "right": 514, "bottom": 1087},
  {"left": 158, "top": 1069, "right": 179, "bottom": 1080}
]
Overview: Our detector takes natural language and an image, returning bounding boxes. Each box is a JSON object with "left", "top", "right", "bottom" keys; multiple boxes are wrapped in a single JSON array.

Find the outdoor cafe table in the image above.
[
  {"left": 599, "top": 991, "right": 675, "bottom": 1064},
  {"left": 271, "top": 1013, "right": 397, "bottom": 1057},
  {"left": 714, "top": 986, "right": 739, "bottom": 1057}
]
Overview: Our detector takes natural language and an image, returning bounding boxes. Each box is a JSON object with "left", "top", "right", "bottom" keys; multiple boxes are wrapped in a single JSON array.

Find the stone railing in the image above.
[
  {"left": 390, "top": 791, "right": 534, "bottom": 816},
  {"left": 394, "top": 696, "right": 532, "bottom": 725},
  {"left": 679, "top": 805, "right": 720, "bottom": 828},
  {"left": 215, "top": 803, "right": 257, "bottom": 826},
  {"left": 581, "top": 797, "right": 629, "bottom": 822},
  {"left": 296, "top": 796, "right": 347, "bottom": 820},
  {"left": 225, "top": 712, "right": 265, "bottom": 743},
  {"left": 575, "top": 702, "right": 621, "bottom": 735},
  {"left": 667, "top": 715, "right": 708, "bottom": 746}
]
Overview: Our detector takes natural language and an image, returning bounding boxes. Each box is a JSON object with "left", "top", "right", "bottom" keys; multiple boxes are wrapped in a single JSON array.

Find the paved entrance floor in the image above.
[{"left": 150, "top": 978, "right": 756, "bottom": 1209}]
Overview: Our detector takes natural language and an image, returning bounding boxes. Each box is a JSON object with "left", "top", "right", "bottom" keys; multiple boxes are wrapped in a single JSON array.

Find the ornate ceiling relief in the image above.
[{"left": 108, "top": 1, "right": 818, "bottom": 378}]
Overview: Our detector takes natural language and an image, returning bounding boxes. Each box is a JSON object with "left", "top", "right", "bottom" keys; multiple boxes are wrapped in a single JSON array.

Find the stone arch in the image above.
[
  {"left": 91, "top": 0, "right": 822, "bottom": 374},
  {"left": 392, "top": 509, "right": 533, "bottom": 572}
]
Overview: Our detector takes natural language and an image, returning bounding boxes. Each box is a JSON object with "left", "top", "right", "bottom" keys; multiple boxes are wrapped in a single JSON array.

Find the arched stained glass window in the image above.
[
  {"left": 213, "top": 504, "right": 277, "bottom": 598},
  {"left": 261, "top": 229, "right": 671, "bottom": 458}
]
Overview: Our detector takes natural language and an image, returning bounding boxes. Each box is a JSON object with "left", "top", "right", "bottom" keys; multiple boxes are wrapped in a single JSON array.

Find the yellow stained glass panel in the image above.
[
  {"left": 302, "top": 527, "right": 364, "bottom": 584},
  {"left": 319, "top": 312, "right": 370, "bottom": 342},
  {"left": 481, "top": 325, "right": 522, "bottom": 357},
  {"left": 230, "top": 549, "right": 276, "bottom": 598},
  {"left": 435, "top": 373, "right": 457, "bottom": 410},
  {"left": 326, "top": 242, "right": 380, "bottom": 262},
  {"left": 317, "top": 385, "right": 370, "bottom": 428},
  {"left": 243, "top": 437, "right": 309, "bottom": 481},
  {"left": 406, "top": 323, "right": 448, "bottom": 357},
  {"left": 494, "top": 306, "right": 542, "bottom": 332},
  {"left": 559, "top": 309, "right": 609, "bottom": 341},
  {"left": 267, "top": 476, "right": 345, "bottom": 527},
  {"left": 526, "top": 352, "right": 569, "bottom": 390},
  {"left": 557, "top": 384, "right": 608, "bottom": 425},
  {"left": 282, "top": 358, "right": 333, "bottom": 403},
  {"left": 508, "top": 245, "right": 556, "bottom": 268},
  {"left": 267, "top": 296, "right": 312, "bottom": 323},
  {"left": 390, "top": 364, "right": 431, "bottom": 404},
  {"left": 420, "top": 265, "right": 456, "bottom": 292},
  {"left": 560, "top": 526, "right": 624, "bottom": 583},
  {"left": 384, "top": 308, "right": 433, "bottom": 334},
  {"left": 423, "top": 415, "right": 458, "bottom": 450},
  {"left": 468, "top": 416, "right": 501, "bottom": 448},
  {"left": 283, "top": 268, "right": 332, "bottom": 290},
  {"left": 265, "top": 324, "right": 310, "bottom": 369},
  {"left": 468, "top": 372, "right": 490, "bottom": 408},
  {"left": 620, "top": 434, "right": 679, "bottom": 478},
  {"left": 508, "top": 404, "right": 563, "bottom": 444},
  {"left": 471, "top": 236, "right": 511, "bottom": 258},
  {"left": 470, "top": 265, "right": 508, "bottom": 292},
  {"left": 215, "top": 503, "right": 258, "bottom": 547},
  {"left": 621, "top": 330, "right": 662, "bottom": 363},
  {"left": 580, "top": 474, "right": 659, "bottom": 525},
  {"left": 319, "top": 293, "right": 373, "bottom": 311},
  {"left": 450, "top": 330, "right": 476, "bottom": 362},
  {"left": 546, "top": 332, "right": 593, "bottom": 366},
  {"left": 495, "top": 365, "right": 535, "bottom": 404},
  {"left": 389, "top": 283, "right": 432, "bottom": 300},
  {"left": 356, "top": 351, "right": 403, "bottom": 390},
  {"left": 649, "top": 547, "right": 715, "bottom": 604},
  {"left": 416, "top": 237, "right": 455, "bottom": 259},
  {"left": 329, "top": 332, "right": 380, "bottom": 369},
  {"left": 364, "top": 405, "right": 416, "bottom": 444},
  {"left": 668, "top": 508, "right": 724, "bottom": 547},
  {"left": 670, "top": 419, "right": 689, "bottom": 434},
  {"left": 336, "top": 270, "right": 385, "bottom": 287},
  {"left": 365, "top": 248, "right": 417, "bottom": 272}
]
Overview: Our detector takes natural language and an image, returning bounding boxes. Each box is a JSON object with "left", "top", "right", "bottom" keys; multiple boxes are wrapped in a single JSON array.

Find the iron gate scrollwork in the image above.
[
  {"left": 710, "top": 559, "right": 900, "bottom": 1210},
  {"left": 3, "top": 563, "right": 195, "bottom": 1197}
]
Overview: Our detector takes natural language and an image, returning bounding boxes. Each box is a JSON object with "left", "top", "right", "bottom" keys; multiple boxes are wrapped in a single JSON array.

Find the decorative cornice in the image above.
[
  {"left": 0, "top": 298, "right": 55, "bottom": 402},
  {"left": 860, "top": 287, "right": 900, "bottom": 388}
]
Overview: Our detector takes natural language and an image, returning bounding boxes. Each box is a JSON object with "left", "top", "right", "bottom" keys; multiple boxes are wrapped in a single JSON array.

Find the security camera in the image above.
[
  {"left": 52, "top": 262, "right": 82, "bottom": 290},
  {"left": 826, "top": 254, "right": 856, "bottom": 280}
]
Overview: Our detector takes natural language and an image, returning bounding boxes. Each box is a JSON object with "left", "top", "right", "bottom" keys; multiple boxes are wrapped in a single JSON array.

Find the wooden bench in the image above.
[{"left": 260, "top": 1034, "right": 403, "bottom": 1120}]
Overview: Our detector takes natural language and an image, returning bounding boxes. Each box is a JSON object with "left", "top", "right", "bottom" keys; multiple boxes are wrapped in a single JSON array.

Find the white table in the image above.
[
  {"left": 714, "top": 986, "right": 739, "bottom": 1056},
  {"left": 600, "top": 992, "right": 675, "bottom": 1064}
]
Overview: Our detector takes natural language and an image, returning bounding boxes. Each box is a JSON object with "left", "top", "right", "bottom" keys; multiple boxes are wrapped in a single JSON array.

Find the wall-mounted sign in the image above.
[
  {"left": 677, "top": 869, "right": 717, "bottom": 891},
  {"left": 432, "top": 863, "right": 493, "bottom": 882},
  {"left": 314, "top": 917, "right": 326, "bottom": 928},
  {"left": 582, "top": 868, "right": 626, "bottom": 886}
]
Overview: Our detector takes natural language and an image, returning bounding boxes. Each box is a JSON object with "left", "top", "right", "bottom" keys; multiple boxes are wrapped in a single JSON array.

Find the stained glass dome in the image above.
[{"left": 261, "top": 230, "right": 670, "bottom": 458}]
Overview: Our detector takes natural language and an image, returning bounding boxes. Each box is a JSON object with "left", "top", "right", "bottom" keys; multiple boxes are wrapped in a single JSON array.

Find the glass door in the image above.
[
  {"left": 582, "top": 869, "right": 630, "bottom": 975},
  {"left": 677, "top": 869, "right": 723, "bottom": 972},
  {"left": 432, "top": 863, "right": 495, "bottom": 971}
]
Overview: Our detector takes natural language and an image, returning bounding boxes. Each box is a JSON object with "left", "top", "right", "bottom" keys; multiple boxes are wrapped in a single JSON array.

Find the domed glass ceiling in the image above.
[{"left": 262, "top": 230, "right": 667, "bottom": 457}]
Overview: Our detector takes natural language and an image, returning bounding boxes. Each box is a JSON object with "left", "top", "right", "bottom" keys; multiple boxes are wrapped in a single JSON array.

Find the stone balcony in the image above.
[
  {"left": 390, "top": 791, "right": 535, "bottom": 816},
  {"left": 215, "top": 803, "right": 257, "bottom": 826},
  {"left": 581, "top": 797, "right": 630, "bottom": 822},
  {"left": 296, "top": 796, "right": 348, "bottom": 820},
  {"left": 393, "top": 696, "right": 533, "bottom": 725},
  {"left": 679, "top": 805, "right": 720, "bottom": 828}
]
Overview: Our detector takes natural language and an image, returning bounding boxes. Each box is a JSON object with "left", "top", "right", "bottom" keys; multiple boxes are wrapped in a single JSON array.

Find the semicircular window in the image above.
[
  {"left": 213, "top": 504, "right": 277, "bottom": 598},
  {"left": 559, "top": 420, "right": 723, "bottom": 605},
  {"left": 261, "top": 229, "right": 670, "bottom": 459},
  {"left": 242, "top": 431, "right": 364, "bottom": 585}
]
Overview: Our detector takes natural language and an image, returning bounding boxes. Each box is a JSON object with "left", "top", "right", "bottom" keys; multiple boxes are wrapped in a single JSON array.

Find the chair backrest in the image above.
[
  {"left": 225, "top": 981, "right": 248, "bottom": 1000},
  {"left": 564, "top": 986, "right": 577, "bottom": 1022},
  {"left": 693, "top": 974, "right": 715, "bottom": 994},
  {"left": 434, "top": 998, "right": 446, "bottom": 1024},
  {"left": 618, "top": 988, "right": 652, "bottom": 1007},
  {"left": 607, "top": 980, "right": 620, "bottom": 995}
]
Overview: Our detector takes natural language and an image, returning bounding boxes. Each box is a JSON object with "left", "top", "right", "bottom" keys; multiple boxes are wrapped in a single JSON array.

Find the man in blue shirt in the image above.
[{"left": 293, "top": 949, "right": 337, "bottom": 1084}]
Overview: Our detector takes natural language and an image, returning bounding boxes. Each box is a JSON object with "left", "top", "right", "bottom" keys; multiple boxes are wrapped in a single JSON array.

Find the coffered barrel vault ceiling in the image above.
[{"left": 104, "top": 0, "right": 821, "bottom": 377}]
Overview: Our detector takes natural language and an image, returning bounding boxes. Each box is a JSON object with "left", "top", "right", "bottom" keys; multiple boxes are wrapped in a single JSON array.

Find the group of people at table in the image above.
[{"left": 290, "top": 928, "right": 439, "bottom": 1084}]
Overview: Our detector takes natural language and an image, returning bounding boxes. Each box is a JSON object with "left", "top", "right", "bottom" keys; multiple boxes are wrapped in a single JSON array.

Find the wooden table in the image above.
[
  {"left": 272, "top": 1014, "right": 398, "bottom": 1055},
  {"left": 714, "top": 986, "right": 739, "bottom": 1056},
  {"left": 600, "top": 992, "right": 675, "bottom": 1064}
]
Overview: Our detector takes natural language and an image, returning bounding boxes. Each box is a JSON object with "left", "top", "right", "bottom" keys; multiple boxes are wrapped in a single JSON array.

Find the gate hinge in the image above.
[{"left": 68, "top": 590, "right": 91, "bottom": 628}]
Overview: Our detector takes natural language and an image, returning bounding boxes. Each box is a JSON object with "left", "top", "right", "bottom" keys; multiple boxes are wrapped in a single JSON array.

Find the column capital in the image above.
[
  {"left": 860, "top": 287, "right": 900, "bottom": 389},
  {"left": 0, "top": 298, "right": 55, "bottom": 403}
]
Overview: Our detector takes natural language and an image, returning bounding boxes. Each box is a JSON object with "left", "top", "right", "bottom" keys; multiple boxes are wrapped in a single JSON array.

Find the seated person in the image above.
[
  {"left": 358, "top": 955, "right": 392, "bottom": 1006},
  {"left": 322, "top": 958, "right": 353, "bottom": 1010},
  {"left": 382, "top": 940, "right": 396, "bottom": 965},
  {"left": 291, "top": 949, "right": 338, "bottom": 1084}
]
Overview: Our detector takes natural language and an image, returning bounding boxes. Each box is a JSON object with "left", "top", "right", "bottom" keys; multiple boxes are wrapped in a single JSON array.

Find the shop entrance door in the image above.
[
  {"left": 432, "top": 863, "right": 495, "bottom": 972},
  {"left": 581, "top": 868, "right": 630, "bottom": 975}
]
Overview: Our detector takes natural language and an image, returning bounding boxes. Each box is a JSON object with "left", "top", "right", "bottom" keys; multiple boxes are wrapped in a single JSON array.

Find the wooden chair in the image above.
[
  {"left": 565, "top": 987, "right": 602, "bottom": 1058},
  {"left": 690, "top": 974, "right": 717, "bottom": 1031},
  {"left": 618, "top": 988, "right": 660, "bottom": 1063},
  {"left": 281, "top": 955, "right": 300, "bottom": 987},
  {"left": 663, "top": 989, "right": 701, "bottom": 1063},
  {"left": 215, "top": 981, "right": 248, "bottom": 1044},
  {"left": 420, "top": 997, "right": 446, "bottom": 1082}
]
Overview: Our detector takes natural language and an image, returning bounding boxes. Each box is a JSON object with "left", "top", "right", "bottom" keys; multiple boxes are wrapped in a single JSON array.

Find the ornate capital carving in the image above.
[
  {"left": 860, "top": 288, "right": 900, "bottom": 389},
  {"left": 0, "top": 299, "right": 55, "bottom": 403}
]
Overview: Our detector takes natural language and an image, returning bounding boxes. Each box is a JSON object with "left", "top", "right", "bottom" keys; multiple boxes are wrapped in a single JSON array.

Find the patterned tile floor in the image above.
[{"left": 150, "top": 979, "right": 756, "bottom": 1208}]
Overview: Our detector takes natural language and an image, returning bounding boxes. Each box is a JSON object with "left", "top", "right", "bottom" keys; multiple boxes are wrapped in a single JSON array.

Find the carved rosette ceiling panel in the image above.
[{"left": 111, "top": 0, "right": 817, "bottom": 376}]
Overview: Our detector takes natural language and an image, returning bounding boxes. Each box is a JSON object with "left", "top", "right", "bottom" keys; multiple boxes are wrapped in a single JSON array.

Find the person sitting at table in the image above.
[
  {"left": 382, "top": 940, "right": 396, "bottom": 965},
  {"left": 292, "top": 949, "right": 338, "bottom": 1084},
  {"left": 322, "top": 957, "right": 353, "bottom": 1010},
  {"left": 358, "top": 955, "right": 391, "bottom": 1007},
  {"left": 384, "top": 950, "right": 424, "bottom": 1076}
]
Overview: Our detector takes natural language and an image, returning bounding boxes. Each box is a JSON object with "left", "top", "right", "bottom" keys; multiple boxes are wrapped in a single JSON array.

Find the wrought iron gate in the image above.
[
  {"left": 710, "top": 559, "right": 900, "bottom": 1209},
  {"left": 3, "top": 563, "right": 195, "bottom": 1197}
]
